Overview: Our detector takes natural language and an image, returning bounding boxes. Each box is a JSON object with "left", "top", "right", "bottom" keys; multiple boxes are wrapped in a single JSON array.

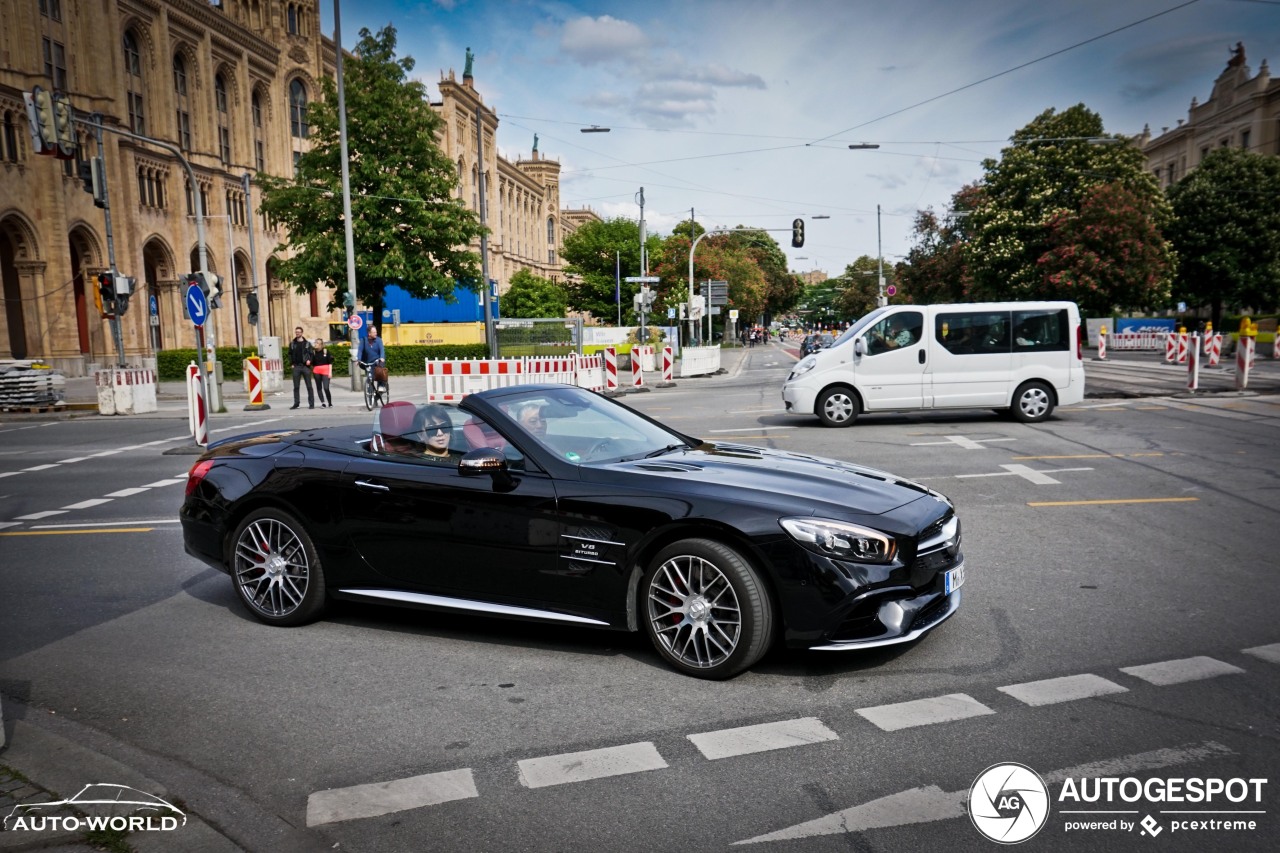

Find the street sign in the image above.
[
  {"left": 149, "top": 294, "right": 158, "bottom": 316},
  {"left": 667, "top": 307, "right": 676, "bottom": 319},
  {"left": 729, "top": 309, "right": 740, "bottom": 320},
  {"left": 624, "top": 276, "right": 661, "bottom": 283},
  {"left": 347, "top": 313, "right": 364, "bottom": 331},
  {"left": 886, "top": 284, "right": 898, "bottom": 297},
  {"left": 185, "top": 283, "right": 208, "bottom": 329}
]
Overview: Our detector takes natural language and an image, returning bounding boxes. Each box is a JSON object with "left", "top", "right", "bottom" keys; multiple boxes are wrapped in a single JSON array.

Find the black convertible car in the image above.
[{"left": 181, "top": 384, "right": 964, "bottom": 679}]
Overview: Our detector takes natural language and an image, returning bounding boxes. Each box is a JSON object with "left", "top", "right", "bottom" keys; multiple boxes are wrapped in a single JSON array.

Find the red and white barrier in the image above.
[
  {"left": 604, "top": 346, "right": 619, "bottom": 392},
  {"left": 1165, "top": 333, "right": 1177, "bottom": 363},
  {"left": 631, "top": 351, "right": 645, "bottom": 387},
  {"left": 1176, "top": 332, "right": 1188, "bottom": 364},
  {"left": 187, "top": 362, "right": 208, "bottom": 447},
  {"left": 1096, "top": 330, "right": 1107, "bottom": 361},
  {"left": 574, "top": 353, "right": 605, "bottom": 393},
  {"left": 1273, "top": 333, "right": 1280, "bottom": 360},
  {"left": 1205, "top": 333, "right": 1222, "bottom": 367},
  {"left": 425, "top": 359, "right": 525, "bottom": 402},
  {"left": 525, "top": 356, "right": 576, "bottom": 385},
  {"left": 1107, "top": 331, "right": 1165, "bottom": 351},
  {"left": 1236, "top": 336, "right": 1255, "bottom": 390},
  {"left": 95, "top": 368, "right": 158, "bottom": 415},
  {"left": 662, "top": 345, "right": 674, "bottom": 382},
  {"left": 244, "top": 355, "right": 269, "bottom": 410}
]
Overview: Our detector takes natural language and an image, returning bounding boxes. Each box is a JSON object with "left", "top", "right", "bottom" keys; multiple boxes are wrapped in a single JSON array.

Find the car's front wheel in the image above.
[
  {"left": 230, "top": 508, "right": 327, "bottom": 626},
  {"left": 641, "top": 538, "right": 774, "bottom": 679},
  {"left": 816, "top": 386, "right": 860, "bottom": 427}
]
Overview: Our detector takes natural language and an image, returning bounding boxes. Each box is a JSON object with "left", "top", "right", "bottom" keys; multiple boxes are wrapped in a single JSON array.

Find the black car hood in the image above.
[{"left": 611, "top": 442, "right": 940, "bottom": 517}]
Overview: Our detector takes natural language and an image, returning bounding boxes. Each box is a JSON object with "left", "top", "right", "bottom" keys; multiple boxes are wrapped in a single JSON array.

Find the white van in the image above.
[{"left": 782, "top": 301, "right": 1086, "bottom": 426}]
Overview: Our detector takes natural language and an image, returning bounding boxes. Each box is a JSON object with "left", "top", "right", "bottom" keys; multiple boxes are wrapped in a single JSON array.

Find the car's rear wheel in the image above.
[
  {"left": 1011, "top": 380, "right": 1055, "bottom": 423},
  {"left": 641, "top": 538, "right": 774, "bottom": 679},
  {"left": 231, "top": 508, "right": 326, "bottom": 626},
  {"left": 816, "top": 386, "right": 859, "bottom": 427}
]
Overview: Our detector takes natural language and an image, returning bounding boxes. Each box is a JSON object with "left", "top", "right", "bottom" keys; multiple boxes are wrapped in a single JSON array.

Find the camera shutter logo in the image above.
[{"left": 969, "top": 763, "right": 1050, "bottom": 844}]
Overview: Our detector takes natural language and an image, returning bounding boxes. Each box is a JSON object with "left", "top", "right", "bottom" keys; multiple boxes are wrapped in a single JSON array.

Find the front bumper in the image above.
[
  {"left": 781, "top": 381, "right": 817, "bottom": 415},
  {"left": 809, "top": 584, "right": 962, "bottom": 651}
]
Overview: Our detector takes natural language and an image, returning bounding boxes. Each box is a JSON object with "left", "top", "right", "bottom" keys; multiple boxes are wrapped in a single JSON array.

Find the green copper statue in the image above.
[{"left": 464, "top": 47, "right": 474, "bottom": 77}]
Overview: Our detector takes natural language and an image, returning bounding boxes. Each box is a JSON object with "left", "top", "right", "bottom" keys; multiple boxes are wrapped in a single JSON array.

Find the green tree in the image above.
[
  {"left": 961, "top": 104, "right": 1173, "bottom": 310},
  {"left": 256, "top": 26, "right": 483, "bottom": 326},
  {"left": 832, "top": 255, "right": 884, "bottom": 320},
  {"left": 899, "top": 184, "right": 981, "bottom": 304},
  {"left": 649, "top": 225, "right": 767, "bottom": 325},
  {"left": 722, "top": 230, "right": 804, "bottom": 321},
  {"left": 1167, "top": 148, "right": 1280, "bottom": 327},
  {"left": 560, "top": 218, "right": 660, "bottom": 321},
  {"left": 502, "top": 269, "right": 567, "bottom": 318}
]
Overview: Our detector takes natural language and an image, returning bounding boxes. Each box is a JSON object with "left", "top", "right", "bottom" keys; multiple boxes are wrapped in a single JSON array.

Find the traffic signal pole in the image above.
[{"left": 89, "top": 116, "right": 126, "bottom": 367}]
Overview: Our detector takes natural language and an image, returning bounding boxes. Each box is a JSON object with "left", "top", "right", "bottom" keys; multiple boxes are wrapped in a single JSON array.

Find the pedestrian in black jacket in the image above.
[{"left": 289, "top": 326, "right": 315, "bottom": 409}]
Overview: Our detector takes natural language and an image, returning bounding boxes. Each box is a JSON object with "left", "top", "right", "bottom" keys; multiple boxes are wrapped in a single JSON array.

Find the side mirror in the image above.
[
  {"left": 459, "top": 447, "right": 516, "bottom": 491},
  {"left": 853, "top": 337, "right": 866, "bottom": 357}
]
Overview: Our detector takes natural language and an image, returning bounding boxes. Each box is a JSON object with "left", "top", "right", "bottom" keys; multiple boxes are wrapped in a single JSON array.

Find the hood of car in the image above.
[{"left": 611, "top": 442, "right": 940, "bottom": 517}]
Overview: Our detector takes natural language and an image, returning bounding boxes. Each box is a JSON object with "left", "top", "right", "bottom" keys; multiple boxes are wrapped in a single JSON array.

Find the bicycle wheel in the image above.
[
  {"left": 378, "top": 379, "right": 390, "bottom": 407},
  {"left": 363, "top": 377, "right": 375, "bottom": 411}
]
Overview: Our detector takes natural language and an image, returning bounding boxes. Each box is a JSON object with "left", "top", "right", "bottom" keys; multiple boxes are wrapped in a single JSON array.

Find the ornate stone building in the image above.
[
  {"left": 1139, "top": 42, "right": 1280, "bottom": 188},
  {"left": 0, "top": 0, "right": 598, "bottom": 374}
]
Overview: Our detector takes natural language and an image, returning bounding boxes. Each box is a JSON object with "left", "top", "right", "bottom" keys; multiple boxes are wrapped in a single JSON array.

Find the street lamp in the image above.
[
  {"left": 580, "top": 125, "right": 610, "bottom": 133},
  {"left": 848, "top": 143, "right": 880, "bottom": 150}
]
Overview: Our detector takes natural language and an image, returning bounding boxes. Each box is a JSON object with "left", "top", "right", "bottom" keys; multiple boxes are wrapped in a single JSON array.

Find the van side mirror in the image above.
[{"left": 853, "top": 337, "right": 866, "bottom": 357}]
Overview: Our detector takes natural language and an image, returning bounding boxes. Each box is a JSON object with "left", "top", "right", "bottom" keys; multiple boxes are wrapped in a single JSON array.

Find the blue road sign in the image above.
[
  {"left": 186, "top": 283, "right": 209, "bottom": 328},
  {"left": 149, "top": 294, "right": 158, "bottom": 316}
]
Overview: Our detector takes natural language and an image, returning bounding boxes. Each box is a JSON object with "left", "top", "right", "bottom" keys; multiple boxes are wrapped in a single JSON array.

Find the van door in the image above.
[
  {"left": 1011, "top": 307, "right": 1072, "bottom": 393},
  {"left": 929, "top": 310, "right": 1013, "bottom": 408},
  {"left": 856, "top": 310, "right": 927, "bottom": 410}
]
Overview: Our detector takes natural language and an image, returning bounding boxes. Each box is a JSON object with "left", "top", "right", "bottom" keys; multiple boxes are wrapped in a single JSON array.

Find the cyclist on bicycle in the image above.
[{"left": 358, "top": 325, "right": 387, "bottom": 391}]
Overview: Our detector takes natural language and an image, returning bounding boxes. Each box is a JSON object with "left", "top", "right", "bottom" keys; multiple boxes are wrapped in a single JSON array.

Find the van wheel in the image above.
[
  {"left": 1012, "top": 381, "right": 1054, "bottom": 423},
  {"left": 816, "top": 387, "right": 859, "bottom": 427}
]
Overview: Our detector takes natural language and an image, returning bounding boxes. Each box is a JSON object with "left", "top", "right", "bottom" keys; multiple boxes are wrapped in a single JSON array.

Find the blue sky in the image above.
[{"left": 321, "top": 0, "right": 1280, "bottom": 276}]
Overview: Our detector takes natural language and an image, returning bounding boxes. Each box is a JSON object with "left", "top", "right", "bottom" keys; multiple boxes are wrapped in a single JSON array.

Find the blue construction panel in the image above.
[{"left": 381, "top": 284, "right": 497, "bottom": 323}]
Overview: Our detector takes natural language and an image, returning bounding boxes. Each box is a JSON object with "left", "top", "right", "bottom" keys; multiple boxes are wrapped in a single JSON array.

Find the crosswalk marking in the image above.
[
  {"left": 998, "top": 673, "right": 1128, "bottom": 706},
  {"left": 688, "top": 717, "right": 838, "bottom": 760},
  {"left": 1119, "top": 656, "right": 1244, "bottom": 686},
  {"left": 1242, "top": 643, "right": 1280, "bottom": 664},
  {"left": 517, "top": 742, "right": 667, "bottom": 789},
  {"left": 856, "top": 693, "right": 994, "bottom": 731},
  {"left": 104, "top": 487, "right": 150, "bottom": 498},
  {"left": 306, "top": 768, "right": 478, "bottom": 826}
]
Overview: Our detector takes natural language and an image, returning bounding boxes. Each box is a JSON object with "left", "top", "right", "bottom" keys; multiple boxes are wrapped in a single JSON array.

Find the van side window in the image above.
[
  {"left": 866, "top": 311, "right": 923, "bottom": 355},
  {"left": 936, "top": 311, "right": 1011, "bottom": 355},
  {"left": 1013, "top": 309, "right": 1069, "bottom": 352}
]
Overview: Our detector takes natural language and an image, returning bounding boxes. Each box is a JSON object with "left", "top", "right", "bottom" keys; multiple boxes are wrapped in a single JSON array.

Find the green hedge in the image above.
[{"left": 156, "top": 343, "right": 490, "bottom": 381}]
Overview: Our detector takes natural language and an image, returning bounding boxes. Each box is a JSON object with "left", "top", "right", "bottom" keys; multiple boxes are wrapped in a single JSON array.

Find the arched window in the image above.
[
  {"left": 124, "top": 32, "right": 145, "bottom": 135},
  {"left": 252, "top": 91, "right": 265, "bottom": 172},
  {"left": 173, "top": 54, "right": 191, "bottom": 150},
  {"left": 215, "top": 74, "right": 231, "bottom": 164},
  {"left": 289, "top": 79, "right": 308, "bottom": 138},
  {"left": 546, "top": 215, "right": 555, "bottom": 245},
  {"left": 2, "top": 111, "right": 19, "bottom": 162},
  {"left": 287, "top": 4, "right": 299, "bottom": 35}
]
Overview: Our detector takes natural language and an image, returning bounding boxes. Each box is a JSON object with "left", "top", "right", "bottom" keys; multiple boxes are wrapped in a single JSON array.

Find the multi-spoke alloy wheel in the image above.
[
  {"left": 231, "top": 509, "right": 326, "bottom": 626},
  {"left": 642, "top": 539, "right": 774, "bottom": 679}
]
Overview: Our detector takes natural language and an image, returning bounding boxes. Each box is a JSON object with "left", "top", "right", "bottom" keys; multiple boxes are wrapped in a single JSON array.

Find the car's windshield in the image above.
[
  {"left": 831, "top": 306, "right": 891, "bottom": 348},
  {"left": 486, "top": 385, "right": 693, "bottom": 464}
]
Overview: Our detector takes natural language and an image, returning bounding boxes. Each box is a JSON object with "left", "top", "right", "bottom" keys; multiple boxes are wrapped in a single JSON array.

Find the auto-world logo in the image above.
[
  {"left": 3, "top": 783, "right": 186, "bottom": 834},
  {"left": 969, "top": 763, "right": 1051, "bottom": 844}
]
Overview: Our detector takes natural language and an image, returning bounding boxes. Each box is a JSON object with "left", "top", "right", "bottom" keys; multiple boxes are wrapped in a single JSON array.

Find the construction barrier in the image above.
[
  {"left": 187, "top": 362, "right": 208, "bottom": 446},
  {"left": 95, "top": 368, "right": 158, "bottom": 416},
  {"left": 1236, "top": 336, "right": 1255, "bottom": 391},
  {"left": 1165, "top": 333, "right": 1177, "bottom": 363},
  {"left": 1106, "top": 331, "right": 1165, "bottom": 351},
  {"left": 604, "top": 346, "right": 619, "bottom": 392},
  {"left": 636, "top": 345, "right": 657, "bottom": 372},
  {"left": 662, "top": 346, "right": 675, "bottom": 383},
  {"left": 525, "top": 356, "right": 577, "bottom": 385},
  {"left": 679, "top": 346, "right": 722, "bottom": 377},
  {"left": 1176, "top": 331, "right": 1189, "bottom": 364},
  {"left": 631, "top": 352, "right": 645, "bottom": 387},
  {"left": 261, "top": 357, "right": 284, "bottom": 393},
  {"left": 1187, "top": 333, "right": 1200, "bottom": 392},
  {"left": 1205, "top": 333, "right": 1223, "bottom": 367},
  {"left": 574, "top": 353, "right": 605, "bottom": 393},
  {"left": 1096, "top": 328, "right": 1107, "bottom": 361},
  {"left": 425, "top": 359, "right": 526, "bottom": 402},
  {"left": 243, "top": 356, "right": 270, "bottom": 411}
]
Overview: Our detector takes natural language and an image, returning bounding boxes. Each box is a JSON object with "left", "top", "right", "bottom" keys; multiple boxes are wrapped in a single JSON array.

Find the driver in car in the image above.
[{"left": 515, "top": 402, "right": 547, "bottom": 439}]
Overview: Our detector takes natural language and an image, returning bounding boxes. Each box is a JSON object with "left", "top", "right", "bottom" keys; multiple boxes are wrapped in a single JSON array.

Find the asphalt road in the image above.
[{"left": 1, "top": 346, "right": 1278, "bottom": 852}]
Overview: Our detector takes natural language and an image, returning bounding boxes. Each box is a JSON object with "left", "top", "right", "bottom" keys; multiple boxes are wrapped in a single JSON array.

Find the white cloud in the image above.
[{"left": 560, "top": 16, "right": 650, "bottom": 65}]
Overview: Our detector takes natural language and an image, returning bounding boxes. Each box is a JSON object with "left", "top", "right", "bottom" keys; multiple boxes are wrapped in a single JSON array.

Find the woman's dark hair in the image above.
[{"left": 412, "top": 404, "right": 452, "bottom": 432}]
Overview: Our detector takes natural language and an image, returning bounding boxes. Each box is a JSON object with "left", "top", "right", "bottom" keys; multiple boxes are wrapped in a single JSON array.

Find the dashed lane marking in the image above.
[
  {"left": 909, "top": 435, "right": 1018, "bottom": 450},
  {"left": 1243, "top": 643, "right": 1280, "bottom": 665},
  {"left": 855, "top": 693, "right": 995, "bottom": 732},
  {"left": 104, "top": 487, "right": 150, "bottom": 498},
  {"left": 13, "top": 510, "right": 67, "bottom": 520},
  {"left": 5, "top": 474, "right": 188, "bottom": 527},
  {"left": 517, "top": 742, "right": 668, "bottom": 789},
  {"left": 1028, "top": 497, "right": 1199, "bottom": 507},
  {"left": 62, "top": 499, "right": 113, "bottom": 510},
  {"left": 306, "top": 768, "right": 478, "bottom": 827},
  {"left": 1120, "top": 656, "right": 1246, "bottom": 686},
  {"left": 687, "top": 717, "right": 839, "bottom": 760},
  {"left": 997, "top": 673, "right": 1128, "bottom": 707},
  {"left": 23, "top": 464, "right": 59, "bottom": 472}
]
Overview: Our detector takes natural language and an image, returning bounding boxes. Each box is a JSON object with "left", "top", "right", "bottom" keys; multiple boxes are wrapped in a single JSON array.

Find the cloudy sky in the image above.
[{"left": 321, "top": 0, "right": 1280, "bottom": 277}]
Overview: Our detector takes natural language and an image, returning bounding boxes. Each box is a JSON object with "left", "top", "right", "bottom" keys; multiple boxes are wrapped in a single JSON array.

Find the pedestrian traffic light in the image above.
[
  {"left": 53, "top": 92, "right": 76, "bottom": 160},
  {"left": 113, "top": 275, "right": 135, "bottom": 316},
  {"left": 29, "top": 86, "right": 57, "bottom": 154},
  {"left": 791, "top": 218, "right": 805, "bottom": 249},
  {"left": 246, "top": 292, "right": 260, "bottom": 326},
  {"left": 196, "top": 271, "right": 222, "bottom": 309},
  {"left": 97, "top": 271, "right": 116, "bottom": 318}
]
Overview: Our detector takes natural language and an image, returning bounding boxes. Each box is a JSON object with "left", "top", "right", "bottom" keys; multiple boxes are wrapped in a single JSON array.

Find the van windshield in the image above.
[{"left": 831, "top": 307, "right": 891, "bottom": 348}]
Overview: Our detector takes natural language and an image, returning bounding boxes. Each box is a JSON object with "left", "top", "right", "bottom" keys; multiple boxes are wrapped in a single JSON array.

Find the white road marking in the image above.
[
  {"left": 0, "top": 472, "right": 18, "bottom": 479},
  {"left": 61, "top": 499, "right": 113, "bottom": 510},
  {"left": 14, "top": 510, "right": 68, "bottom": 520},
  {"left": 955, "top": 463, "right": 1093, "bottom": 485},
  {"left": 1120, "top": 656, "right": 1244, "bottom": 686},
  {"left": 856, "top": 693, "right": 994, "bottom": 731},
  {"left": 1242, "top": 643, "right": 1280, "bottom": 665},
  {"left": 733, "top": 741, "right": 1234, "bottom": 845},
  {"left": 141, "top": 478, "right": 185, "bottom": 488},
  {"left": 91, "top": 450, "right": 123, "bottom": 457},
  {"left": 517, "top": 742, "right": 668, "bottom": 789},
  {"left": 688, "top": 717, "right": 839, "bottom": 760},
  {"left": 998, "top": 673, "right": 1128, "bottom": 706},
  {"left": 0, "top": 522, "right": 21, "bottom": 530},
  {"left": 305, "top": 768, "right": 478, "bottom": 826},
  {"left": 104, "top": 487, "right": 150, "bottom": 498},
  {"left": 33, "top": 519, "right": 181, "bottom": 529},
  {"left": 56, "top": 457, "right": 92, "bottom": 463},
  {"left": 22, "top": 464, "right": 59, "bottom": 472},
  {"left": 910, "top": 435, "right": 1018, "bottom": 450}
]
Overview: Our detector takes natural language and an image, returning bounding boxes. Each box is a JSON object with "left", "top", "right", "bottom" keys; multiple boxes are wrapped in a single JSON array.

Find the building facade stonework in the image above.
[
  {"left": 0, "top": 0, "right": 598, "bottom": 375},
  {"left": 1139, "top": 42, "right": 1279, "bottom": 188}
]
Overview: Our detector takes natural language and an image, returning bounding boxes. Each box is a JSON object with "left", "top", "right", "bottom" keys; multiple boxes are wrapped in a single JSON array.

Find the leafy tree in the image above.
[
  {"left": 899, "top": 184, "right": 981, "bottom": 304},
  {"left": 722, "top": 230, "right": 804, "bottom": 322},
  {"left": 1167, "top": 148, "right": 1280, "bottom": 327},
  {"left": 256, "top": 26, "right": 483, "bottom": 327},
  {"left": 560, "top": 218, "right": 660, "bottom": 321},
  {"left": 502, "top": 269, "right": 567, "bottom": 318},
  {"left": 832, "top": 256, "right": 885, "bottom": 320},
  {"left": 649, "top": 225, "right": 767, "bottom": 328},
  {"left": 961, "top": 104, "right": 1173, "bottom": 310}
]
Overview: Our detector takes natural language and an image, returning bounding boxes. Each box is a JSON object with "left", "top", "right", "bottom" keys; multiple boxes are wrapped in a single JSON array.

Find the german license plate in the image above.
[{"left": 944, "top": 564, "right": 965, "bottom": 594}]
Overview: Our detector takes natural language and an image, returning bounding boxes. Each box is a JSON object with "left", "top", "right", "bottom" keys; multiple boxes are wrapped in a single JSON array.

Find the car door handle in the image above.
[
  {"left": 919, "top": 349, "right": 926, "bottom": 364},
  {"left": 354, "top": 479, "right": 390, "bottom": 493}
]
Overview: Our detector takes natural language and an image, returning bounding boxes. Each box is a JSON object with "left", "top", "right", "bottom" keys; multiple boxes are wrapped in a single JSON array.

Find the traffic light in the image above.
[
  {"left": 97, "top": 271, "right": 116, "bottom": 318},
  {"left": 791, "top": 218, "right": 805, "bottom": 249},
  {"left": 246, "top": 292, "right": 260, "bottom": 326},
  {"left": 113, "top": 275, "right": 135, "bottom": 316},
  {"left": 196, "top": 271, "right": 223, "bottom": 309},
  {"left": 78, "top": 156, "right": 105, "bottom": 207},
  {"left": 30, "top": 86, "right": 57, "bottom": 154},
  {"left": 52, "top": 92, "right": 76, "bottom": 160}
]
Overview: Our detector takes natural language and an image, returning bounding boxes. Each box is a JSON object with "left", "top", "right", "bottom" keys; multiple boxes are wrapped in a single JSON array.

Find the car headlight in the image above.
[
  {"left": 790, "top": 355, "right": 817, "bottom": 378},
  {"left": 780, "top": 517, "right": 897, "bottom": 564}
]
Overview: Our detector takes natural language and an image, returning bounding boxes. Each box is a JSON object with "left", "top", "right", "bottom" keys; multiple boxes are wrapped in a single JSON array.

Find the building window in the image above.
[
  {"left": 252, "top": 92, "right": 262, "bottom": 128},
  {"left": 1241, "top": 129, "right": 1251, "bottom": 151},
  {"left": 124, "top": 32, "right": 145, "bottom": 135},
  {"left": 40, "top": 0, "right": 65, "bottom": 21},
  {"left": 173, "top": 55, "right": 187, "bottom": 96},
  {"left": 177, "top": 111, "right": 191, "bottom": 151},
  {"left": 215, "top": 75, "right": 228, "bottom": 113},
  {"left": 289, "top": 79, "right": 308, "bottom": 138},
  {"left": 174, "top": 54, "right": 190, "bottom": 150},
  {"left": 137, "top": 169, "right": 147, "bottom": 203},
  {"left": 43, "top": 38, "right": 67, "bottom": 91},
  {"left": 2, "top": 111, "right": 18, "bottom": 162},
  {"left": 185, "top": 180, "right": 193, "bottom": 216},
  {"left": 288, "top": 4, "right": 300, "bottom": 35},
  {"left": 219, "top": 127, "right": 231, "bottom": 164},
  {"left": 255, "top": 140, "right": 265, "bottom": 173},
  {"left": 1166, "top": 164, "right": 1174, "bottom": 186},
  {"left": 1200, "top": 146, "right": 1209, "bottom": 162}
]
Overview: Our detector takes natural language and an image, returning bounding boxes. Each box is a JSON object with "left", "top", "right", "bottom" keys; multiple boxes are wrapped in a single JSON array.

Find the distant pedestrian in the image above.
[
  {"left": 312, "top": 339, "right": 333, "bottom": 408},
  {"left": 288, "top": 326, "right": 315, "bottom": 410}
]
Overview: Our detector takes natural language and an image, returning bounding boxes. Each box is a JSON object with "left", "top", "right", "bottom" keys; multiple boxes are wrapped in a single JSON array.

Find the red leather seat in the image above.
[
  {"left": 372, "top": 401, "right": 418, "bottom": 454},
  {"left": 462, "top": 418, "right": 506, "bottom": 451}
]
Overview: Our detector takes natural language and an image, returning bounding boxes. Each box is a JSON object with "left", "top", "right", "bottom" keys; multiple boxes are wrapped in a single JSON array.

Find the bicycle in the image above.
[{"left": 358, "top": 361, "right": 390, "bottom": 411}]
